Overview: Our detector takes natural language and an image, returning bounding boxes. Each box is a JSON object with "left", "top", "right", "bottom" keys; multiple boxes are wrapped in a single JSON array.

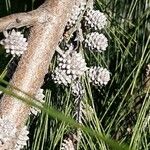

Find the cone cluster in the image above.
[
  {"left": 88, "top": 66, "right": 110, "bottom": 86},
  {"left": 0, "top": 29, "right": 28, "bottom": 56},
  {"left": 0, "top": 117, "right": 29, "bottom": 150},
  {"left": 84, "top": 10, "right": 107, "bottom": 31},
  {"left": 66, "top": 0, "right": 86, "bottom": 29},
  {"left": 84, "top": 32, "right": 108, "bottom": 52},
  {"left": 52, "top": 50, "right": 87, "bottom": 86}
]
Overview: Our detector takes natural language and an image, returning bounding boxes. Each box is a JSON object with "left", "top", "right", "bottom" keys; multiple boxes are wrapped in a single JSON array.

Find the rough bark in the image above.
[{"left": 0, "top": 10, "right": 38, "bottom": 32}]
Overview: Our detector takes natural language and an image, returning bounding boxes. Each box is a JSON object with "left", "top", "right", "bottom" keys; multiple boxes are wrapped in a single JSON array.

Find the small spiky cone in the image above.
[
  {"left": 0, "top": 29, "right": 28, "bottom": 56},
  {"left": 84, "top": 9, "right": 107, "bottom": 31},
  {"left": 60, "top": 138, "right": 75, "bottom": 150},
  {"left": 0, "top": 116, "right": 29, "bottom": 150},
  {"left": 88, "top": 66, "right": 110, "bottom": 86},
  {"left": 0, "top": 117, "right": 16, "bottom": 146},
  {"left": 29, "top": 88, "right": 45, "bottom": 116},
  {"left": 52, "top": 50, "right": 87, "bottom": 86},
  {"left": 14, "top": 126, "right": 29, "bottom": 150},
  {"left": 66, "top": 0, "right": 86, "bottom": 29},
  {"left": 84, "top": 32, "right": 108, "bottom": 52}
]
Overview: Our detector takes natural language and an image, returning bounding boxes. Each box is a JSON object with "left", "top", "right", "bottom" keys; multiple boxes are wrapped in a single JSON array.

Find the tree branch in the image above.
[
  {"left": 0, "top": 0, "right": 74, "bottom": 148},
  {"left": 0, "top": 10, "right": 39, "bottom": 32}
]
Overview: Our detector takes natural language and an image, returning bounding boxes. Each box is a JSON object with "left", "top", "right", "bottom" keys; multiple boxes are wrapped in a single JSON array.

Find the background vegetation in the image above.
[{"left": 0, "top": 0, "right": 149, "bottom": 150}]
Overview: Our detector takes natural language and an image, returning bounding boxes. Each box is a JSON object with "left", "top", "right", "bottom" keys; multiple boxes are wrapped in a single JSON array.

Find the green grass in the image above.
[{"left": 0, "top": 0, "right": 150, "bottom": 150}]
